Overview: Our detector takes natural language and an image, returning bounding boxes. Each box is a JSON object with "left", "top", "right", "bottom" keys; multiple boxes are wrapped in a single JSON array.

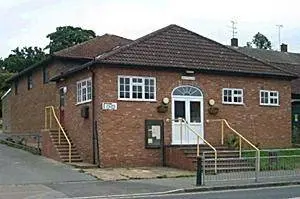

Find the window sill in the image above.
[
  {"left": 259, "top": 104, "right": 280, "bottom": 107},
  {"left": 222, "top": 102, "right": 244, "bottom": 106},
  {"left": 118, "top": 98, "right": 157, "bottom": 102},
  {"left": 76, "top": 100, "right": 92, "bottom": 106}
]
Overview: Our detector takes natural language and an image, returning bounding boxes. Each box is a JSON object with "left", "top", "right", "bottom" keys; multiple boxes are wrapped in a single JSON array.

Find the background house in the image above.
[
  {"left": 3, "top": 34, "right": 132, "bottom": 134},
  {"left": 229, "top": 42, "right": 300, "bottom": 144}
]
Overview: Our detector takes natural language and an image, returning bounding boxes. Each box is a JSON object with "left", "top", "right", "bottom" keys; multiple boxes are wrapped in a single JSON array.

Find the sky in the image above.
[{"left": 1, "top": 0, "right": 300, "bottom": 58}]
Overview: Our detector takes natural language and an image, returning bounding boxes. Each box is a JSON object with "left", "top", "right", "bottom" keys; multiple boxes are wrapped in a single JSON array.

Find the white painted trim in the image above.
[
  {"left": 222, "top": 88, "right": 244, "bottom": 105},
  {"left": 117, "top": 75, "right": 156, "bottom": 101},
  {"left": 171, "top": 85, "right": 203, "bottom": 96},
  {"left": 1, "top": 88, "right": 11, "bottom": 100},
  {"left": 76, "top": 77, "right": 92, "bottom": 104},
  {"left": 259, "top": 90, "right": 279, "bottom": 106},
  {"left": 76, "top": 99, "right": 92, "bottom": 106},
  {"left": 171, "top": 85, "right": 204, "bottom": 145}
]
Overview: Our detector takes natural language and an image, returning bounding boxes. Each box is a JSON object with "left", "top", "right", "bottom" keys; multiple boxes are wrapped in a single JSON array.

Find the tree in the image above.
[
  {"left": 45, "top": 26, "right": 96, "bottom": 54},
  {"left": 250, "top": 32, "right": 272, "bottom": 50},
  {"left": 2, "top": 47, "right": 46, "bottom": 73},
  {"left": 0, "top": 71, "right": 13, "bottom": 117}
]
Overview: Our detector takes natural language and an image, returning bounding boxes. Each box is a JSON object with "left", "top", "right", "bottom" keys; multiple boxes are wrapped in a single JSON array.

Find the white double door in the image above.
[{"left": 172, "top": 96, "right": 204, "bottom": 145}]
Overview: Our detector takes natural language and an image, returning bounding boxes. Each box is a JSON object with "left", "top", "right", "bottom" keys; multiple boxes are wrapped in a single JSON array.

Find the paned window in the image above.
[
  {"left": 28, "top": 74, "right": 33, "bottom": 90},
  {"left": 118, "top": 76, "right": 156, "bottom": 101},
  {"left": 77, "top": 78, "right": 92, "bottom": 104},
  {"left": 222, "top": 88, "right": 243, "bottom": 105},
  {"left": 260, "top": 90, "right": 279, "bottom": 106},
  {"left": 43, "top": 67, "right": 49, "bottom": 84}
]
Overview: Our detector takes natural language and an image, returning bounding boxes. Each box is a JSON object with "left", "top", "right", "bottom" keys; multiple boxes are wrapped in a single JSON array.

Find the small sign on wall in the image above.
[{"left": 102, "top": 102, "right": 117, "bottom": 110}]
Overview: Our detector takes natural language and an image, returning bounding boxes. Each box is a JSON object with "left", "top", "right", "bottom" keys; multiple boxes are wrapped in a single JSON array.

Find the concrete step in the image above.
[
  {"left": 57, "top": 147, "right": 78, "bottom": 152},
  {"left": 58, "top": 151, "right": 80, "bottom": 156},
  {"left": 62, "top": 158, "right": 83, "bottom": 163},
  {"left": 205, "top": 166, "right": 255, "bottom": 173},
  {"left": 49, "top": 128, "right": 83, "bottom": 163},
  {"left": 186, "top": 153, "right": 240, "bottom": 159},
  {"left": 60, "top": 154, "right": 82, "bottom": 160},
  {"left": 52, "top": 140, "right": 74, "bottom": 145}
]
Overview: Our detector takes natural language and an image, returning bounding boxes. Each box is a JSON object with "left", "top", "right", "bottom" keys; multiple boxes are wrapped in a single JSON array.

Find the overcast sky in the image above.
[{"left": 1, "top": 0, "right": 300, "bottom": 58}]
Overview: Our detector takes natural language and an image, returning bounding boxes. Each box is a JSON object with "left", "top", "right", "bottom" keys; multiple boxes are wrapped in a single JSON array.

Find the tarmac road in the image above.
[{"left": 107, "top": 185, "right": 300, "bottom": 199}]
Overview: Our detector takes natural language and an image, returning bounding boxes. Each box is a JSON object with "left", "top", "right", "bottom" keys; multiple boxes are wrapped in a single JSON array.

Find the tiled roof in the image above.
[
  {"left": 96, "top": 25, "right": 293, "bottom": 78},
  {"left": 8, "top": 34, "right": 132, "bottom": 82},
  {"left": 54, "top": 34, "right": 132, "bottom": 59},
  {"left": 231, "top": 46, "right": 300, "bottom": 94},
  {"left": 230, "top": 46, "right": 300, "bottom": 65}
]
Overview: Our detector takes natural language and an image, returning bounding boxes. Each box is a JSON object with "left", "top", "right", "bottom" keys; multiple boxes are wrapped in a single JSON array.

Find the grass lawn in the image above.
[{"left": 242, "top": 148, "right": 300, "bottom": 171}]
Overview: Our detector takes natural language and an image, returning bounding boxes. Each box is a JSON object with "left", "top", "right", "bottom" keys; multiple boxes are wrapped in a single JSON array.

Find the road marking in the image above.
[
  {"left": 57, "top": 189, "right": 184, "bottom": 199},
  {"left": 60, "top": 184, "right": 300, "bottom": 199}
]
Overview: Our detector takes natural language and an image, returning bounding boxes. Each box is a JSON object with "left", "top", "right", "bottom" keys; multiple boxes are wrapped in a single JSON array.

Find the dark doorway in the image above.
[{"left": 59, "top": 87, "right": 66, "bottom": 126}]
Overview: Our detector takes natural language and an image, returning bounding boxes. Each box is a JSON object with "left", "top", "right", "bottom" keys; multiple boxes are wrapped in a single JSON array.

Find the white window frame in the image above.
[
  {"left": 260, "top": 90, "right": 279, "bottom": 106},
  {"left": 76, "top": 77, "right": 92, "bottom": 104},
  {"left": 118, "top": 76, "right": 156, "bottom": 101},
  {"left": 222, "top": 88, "right": 244, "bottom": 105}
]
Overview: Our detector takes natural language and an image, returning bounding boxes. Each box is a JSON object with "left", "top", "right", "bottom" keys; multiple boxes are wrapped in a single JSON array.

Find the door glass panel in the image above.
[
  {"left": 175, "top": 101, "right": 185, "bottom": 120},
  {"left": 60, "top": 88, "right": 65, "bottom": 107},
  {"left": 190, "top": 101, "right": 200, "bottom": 123}
]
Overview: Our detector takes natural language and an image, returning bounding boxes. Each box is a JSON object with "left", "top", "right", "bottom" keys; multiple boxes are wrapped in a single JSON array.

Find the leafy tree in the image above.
[
  {"left": 2, "top": 47, "right": 46, "bottom": 73},
  {"left": 45, "top": 26, "right": 96, "bottom": 53},
  {"left": 246, "top": 42, "right": 252, "bottom": 48},
  {"left": 0, "top": 71, "right": 13, "bottom": 118},
  {"left": 251, "top": 32, "right": 272, "bottom": 50}
]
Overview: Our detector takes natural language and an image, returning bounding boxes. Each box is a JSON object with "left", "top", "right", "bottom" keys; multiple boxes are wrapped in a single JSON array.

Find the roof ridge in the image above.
[
  {"left": 181, "top": 27, "right": 293, "bottom": 76},
  {"left": 229, "top": 47, "right": 298, "bottom": 77},
  {"left": 96, "top": 24, "right": 178, "bottom": 60},
  {"left": 53, "top": 33, "right": 130, "bottom": 57},
  {"left": 53, "top": 35, "right": 102, "bottom": 56}
]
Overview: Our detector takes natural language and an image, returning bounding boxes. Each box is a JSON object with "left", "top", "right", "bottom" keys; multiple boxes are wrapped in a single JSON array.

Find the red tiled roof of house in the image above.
[
  {"left": 52, "top": 25, "right": 296, "bottom": 82},
  {"left": 8, "top": 34, "right": 132, "bottom": 82},
  {"left": 54, "top": 34, "right": 132, "bottom": 59},
  {"left": 97, "top": 24, "right": 293, "bottom": 77},
  {"left": 230, "top": 46, "right": 300, "bottom": 94}
]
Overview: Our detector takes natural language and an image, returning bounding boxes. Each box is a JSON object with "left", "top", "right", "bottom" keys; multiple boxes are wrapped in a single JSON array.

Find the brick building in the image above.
[
  {"left": 230, "top": 43, "right": 300, "bottom": 144},
  {"left": 2, "top": 25, "right": 297, "bottom": 169}
]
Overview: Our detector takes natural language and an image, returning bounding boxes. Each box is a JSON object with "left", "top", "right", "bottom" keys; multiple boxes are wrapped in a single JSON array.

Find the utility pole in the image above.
[
  {"left": 276, "top": 24, "right": 283, "bottom": 50},
  {"left": 231, "top": 20, "right": 237, "bottom": 38}
]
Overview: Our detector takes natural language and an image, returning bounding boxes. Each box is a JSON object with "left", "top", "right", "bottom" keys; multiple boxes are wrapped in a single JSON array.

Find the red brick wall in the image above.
[
  {"left": 165, "top": 147, "right": 195, "bottom": 170},
  {"left": 56, "top": 64, "right": 292, "bottom": 168},
  {"left": 7, "top": 59, "right": 82, "bottom": 134},
  {"left": 92, "top": 65, "right": 291, "bottom": 167},
  {"left": 57, "top": 69, "right": 94, "bottom": 163},
  {"left": 41, "top": 129, "right": 61, "bottom": 162}
]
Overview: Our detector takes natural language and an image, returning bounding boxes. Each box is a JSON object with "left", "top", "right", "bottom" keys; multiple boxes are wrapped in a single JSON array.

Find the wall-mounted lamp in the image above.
[
  {"left": 208, "top": 99, "right": 215, "bottom": 106},
  {"left": 63, "top": 86, "right": 67, "bottom": 94},
  {"left": 162, "top": 97, "right": 170, "bottom": 105},
  {"left": 157, "top": 97, "right": 169, "bottom": 113}
]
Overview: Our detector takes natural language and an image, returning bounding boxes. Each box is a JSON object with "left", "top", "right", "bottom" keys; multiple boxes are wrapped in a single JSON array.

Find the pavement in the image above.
[
  {"left": 81, "top": 166, "right": 195, "bottom": 181},
  {"left": 1, "top": 133, "right": 300, "bottom": 198}
]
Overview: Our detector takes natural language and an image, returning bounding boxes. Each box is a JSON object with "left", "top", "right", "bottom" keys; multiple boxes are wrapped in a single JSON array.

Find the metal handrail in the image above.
[
  {"left": 45, "top": 106, "right": 71, "bottom": 163},
  {"left": 207, "top": 119, "right": 260, "bottom": 172},
  {"left": 173, "top": 117, "right": 218, "bottom": 174}
]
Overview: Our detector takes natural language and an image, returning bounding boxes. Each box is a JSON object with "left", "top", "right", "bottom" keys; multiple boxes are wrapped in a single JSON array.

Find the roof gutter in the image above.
[
  {"left": 50, "top": 59, "right": 297, "bottom": 82},
  {"left": 1, "top": 88, "right": 12, "bottom": 100}
]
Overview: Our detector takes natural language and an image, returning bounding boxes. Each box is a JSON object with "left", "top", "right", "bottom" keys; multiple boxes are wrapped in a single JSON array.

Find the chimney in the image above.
[
  {"left": 280, "top": 43, "right": 288, "bottom": 52},
  {"left": 231, "top": 38, "right": 238, "bottom": 47}
]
